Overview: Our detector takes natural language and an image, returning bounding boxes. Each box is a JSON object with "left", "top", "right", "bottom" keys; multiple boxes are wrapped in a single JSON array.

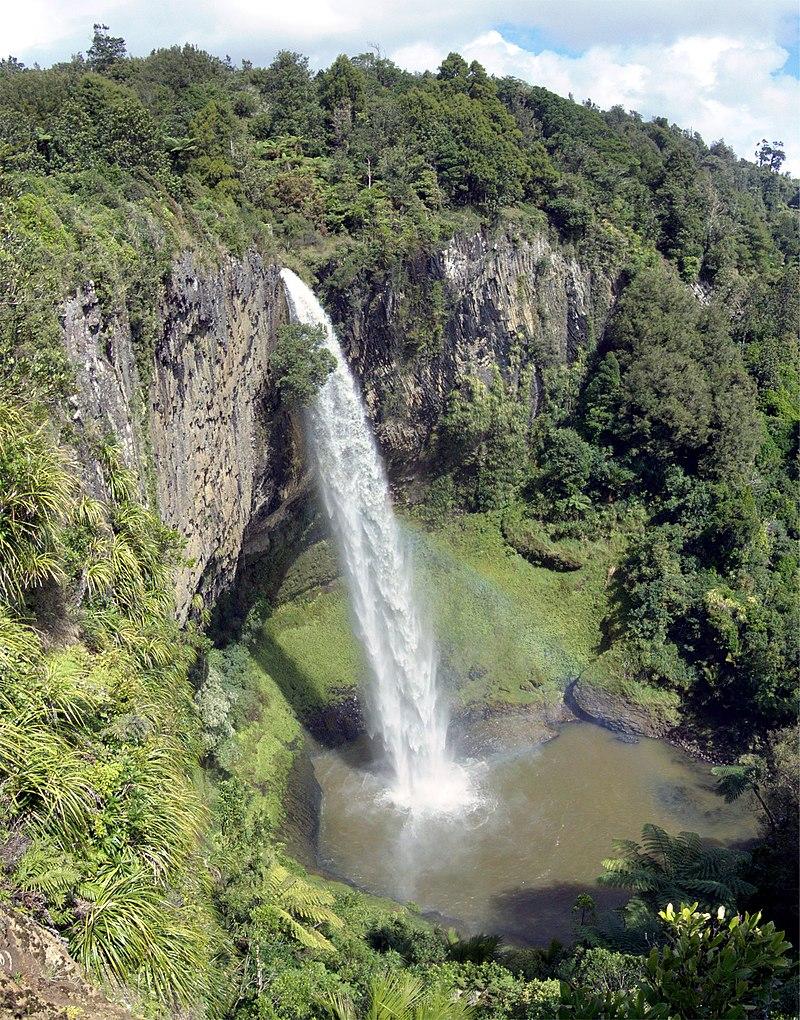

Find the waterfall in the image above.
[{"left": 280, "top": 269, "right": 469, "bottom": 813}]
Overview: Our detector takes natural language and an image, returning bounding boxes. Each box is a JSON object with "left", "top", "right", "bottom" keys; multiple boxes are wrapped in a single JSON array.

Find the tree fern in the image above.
[
  {"left": 599, "top": 824, "right": 754, "bottom": 915},
  {"left": 263, "top": 862, "right": 344, "bottom": 953}
]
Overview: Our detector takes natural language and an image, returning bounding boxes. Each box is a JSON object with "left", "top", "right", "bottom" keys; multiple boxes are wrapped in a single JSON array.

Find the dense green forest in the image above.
[{"left": 0, "top": 25, "right": 798, "bottom": 1019}]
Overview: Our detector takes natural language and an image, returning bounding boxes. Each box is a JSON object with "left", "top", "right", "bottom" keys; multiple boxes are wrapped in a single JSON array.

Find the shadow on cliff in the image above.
[{"left": 250, "top": 635, "right": 365, "bottom": 748}]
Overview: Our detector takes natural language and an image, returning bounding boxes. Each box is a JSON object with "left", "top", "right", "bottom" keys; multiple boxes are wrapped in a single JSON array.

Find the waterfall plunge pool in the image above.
[
  {"left": 312, "top": 721, "right": 758, "bottom": 944},
  {"left": 279, "top": 269, "right": 758, "bottom": 944}
]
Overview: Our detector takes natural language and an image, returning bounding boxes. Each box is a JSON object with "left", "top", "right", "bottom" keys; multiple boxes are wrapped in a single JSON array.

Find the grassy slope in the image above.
[{"left": 250, "top": 514, "right": 626, "bottom": 719}]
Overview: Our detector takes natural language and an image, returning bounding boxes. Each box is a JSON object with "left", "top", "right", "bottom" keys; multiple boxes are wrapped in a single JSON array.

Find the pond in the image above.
[{"left": 312, "top": 722, "right": 759, "bottom": 943}]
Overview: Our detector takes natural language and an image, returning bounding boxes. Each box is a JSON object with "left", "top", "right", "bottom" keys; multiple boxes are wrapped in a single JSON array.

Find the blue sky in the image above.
[{"left": 5, "top": 0, "right": 799, "bottom": 173}]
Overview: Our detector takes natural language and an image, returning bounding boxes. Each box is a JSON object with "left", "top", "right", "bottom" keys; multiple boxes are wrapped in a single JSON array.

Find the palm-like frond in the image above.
[
  {"left": 711, "top": 763, "right": 756, "bottom": 803},
  {"left": 0, "top": 716, "right": 96, "bottom": 832},
  {"left": 598, "top": 824, "right": 754, "bottom": 913},
  {"left": 69, "top": 867, "right": 211, "bottom": 1006},
  {"left": 263, "top": 862, "right": 344, "bottom": 952},
  {"left": 326, "top": 971, "right": 475, "bottom": 1020},
  {"left": 14, "top": 843, "right": 82, "bottom": 899},
  {"left": 0, "top": 400, "right": 73, "bottom": 603}
]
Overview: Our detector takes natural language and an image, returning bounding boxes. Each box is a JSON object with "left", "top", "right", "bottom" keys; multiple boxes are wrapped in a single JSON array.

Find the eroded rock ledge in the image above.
[{"left": 0, "top": 906, "right": 130, "bottom": 1020}]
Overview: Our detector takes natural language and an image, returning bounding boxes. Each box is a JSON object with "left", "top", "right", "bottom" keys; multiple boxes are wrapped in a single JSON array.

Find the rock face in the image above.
[
  {"left": 63, "top": 251, "right": 307, "bottom": 621},
  {"left": 62, "top": 227, "right": 613, "bottom": 618},
  {"left": 566, "top": 679, "right": 673, "bottom": 739},
  {"left": 335, "top": 225, "right": 612, "bottom": 472},
  {"left": 0, "top": 906, "right": 130, "bottom": 1019}
]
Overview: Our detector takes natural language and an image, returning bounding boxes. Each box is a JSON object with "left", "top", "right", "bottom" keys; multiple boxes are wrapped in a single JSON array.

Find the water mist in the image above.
[{"left": 280, "top": 268, "right": 469, "bottom": 813}]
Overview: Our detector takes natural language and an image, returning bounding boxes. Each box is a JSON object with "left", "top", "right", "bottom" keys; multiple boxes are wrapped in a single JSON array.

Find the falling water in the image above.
[{"left": 280, "top": 269, "right": 470, "bottom": 813}]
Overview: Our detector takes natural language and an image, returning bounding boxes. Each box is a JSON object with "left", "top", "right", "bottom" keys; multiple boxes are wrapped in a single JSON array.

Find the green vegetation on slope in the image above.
[
  {"left": 250, "top": 515, "right": 618, "bottom": 715},
  {"left": 1, "top": 21, "right": 797, "bottom": 1018},
  {"left": 0, "top": 402, "right": 217, "bottom": 1010}
]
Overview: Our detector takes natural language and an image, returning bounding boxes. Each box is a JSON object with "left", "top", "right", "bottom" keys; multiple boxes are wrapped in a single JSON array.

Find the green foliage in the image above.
[
  {"left": 0, "top": 405, "right": 214, "bottom": 1009},
  {"left": 559, "top": 946, "right": 644, "bottom": 997},
  {"left": 0, "top": 402, "right": 72, "bottom": 603},
  {"left": 272, "top": 321, "right": 336, "bottom": 404},
  {"left": 69, "top": 867, "right": 210, "bottom": 1006},
  {"left": 405, "top": 57, "right": 532, "bottom": 210},
  {"left": 86, "top": 24, "right": 127, "bottom": 74},
  {"left": 501, "top": 514, "right": 583, "bottom": 571},
  {"left": 437, "top": 374, "right": 531, "bottom": 511},
  {"left": 598, "top": 824, "right": 754, "bottom": 924},
  {"left": 424, "top": 960, "right": 561, "bottom": 1019},
  {"left": 327, "top": 969, "right": 476, "bottom": 1020},
  {"left": 559, "top": 903, "right": 792, "bottom": 1018},
  {"left": 444, "top": 930, "right": 503, "bottom": 965},
  {"left": 1, "top": 29, "right": 797, "bottom": 1019},
  {"left": 261, "top": 861, "right": 344, "bottom": 952}
]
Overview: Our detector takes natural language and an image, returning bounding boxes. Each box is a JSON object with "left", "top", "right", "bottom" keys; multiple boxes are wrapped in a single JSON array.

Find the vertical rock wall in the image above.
[{"left": 62, "top": 228, "right": 614, "bottom": 618}]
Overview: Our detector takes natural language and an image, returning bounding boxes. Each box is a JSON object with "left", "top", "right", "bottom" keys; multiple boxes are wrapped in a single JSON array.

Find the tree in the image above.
[
  {"left": 319, "top": 54, "right": 365, "bottom": 113},
  {"left": 86, "top": 24, "right": 126, "bottom": 73},
  {"left": 437, "top": 52, "right": 470, "bottom": 87},
  {"left": 405, "top": 63, "right": 533, "bottom": 209},
  {"left": 250, "top": 50, "right": 321, "bottom": 140},
  {"left": 653, "top": 146, "right": 708, "bottom": 279},
  {"left": 755, "top": 138, "right": 786, "bottom": 173},
  {"left": 438, "top": 374, "right": 530, "bottom": 511},
  {"left": 559, "top": 903, "right": 792, "bottom": 1018},
  {"left": 712, "top": 759, "right": 777, "bottom": 832},
  {"left": 256, "top": 861, "right": 344, "bottom": 953},
  {"left": 573, "top": 893, "right": 597, "bottom": 927},
  {"left": 581, "top": 352, "right": 621, "bottom": 442},
  {"left": 598, "top": 825, "right": 755, "bottom": 919},
  {"left": 538, "top": 428, "right": 594, "bottom": 511},
  {"left": 271, "top": 323, "right": 336, "bottom": 404}
]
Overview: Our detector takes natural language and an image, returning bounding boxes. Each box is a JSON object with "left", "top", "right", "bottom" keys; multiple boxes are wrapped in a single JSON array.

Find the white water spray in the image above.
[{"left": 280, "top": 269, "right": 470, "bottom": 813}]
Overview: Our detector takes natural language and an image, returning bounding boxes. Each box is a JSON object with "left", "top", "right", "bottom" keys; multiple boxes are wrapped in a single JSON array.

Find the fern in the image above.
[
  {"left": 599, "top": 824, "right": 754, "bottom": 915},
  {"left": 263, "top": 861, "right": 344, "bottom": 952}
]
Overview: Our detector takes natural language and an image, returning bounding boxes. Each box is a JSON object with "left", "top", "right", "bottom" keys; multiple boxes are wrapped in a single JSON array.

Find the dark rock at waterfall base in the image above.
[
  {"left": 305, "top": 690, "right": 366, "bottom": 747},
  {"left": 565, "top": 678, "right": 671, "bottom": 739}
]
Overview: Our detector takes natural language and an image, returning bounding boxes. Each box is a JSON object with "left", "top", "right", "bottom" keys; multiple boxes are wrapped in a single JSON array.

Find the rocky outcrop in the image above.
[
  {"left": 62, "top": 226, "right": 613, "bottom": 619},
  {"left": 566, "top": 679, "right": 673, "bottom": 739},
  {"left": 148, "top": 253, "right": 306, "bottom": 617},
  {"left": 337, "top": 225, "right": 613, "bottom": 471},
  {"left": 63, "top": 251, "right": 307, "bottom": 621},
  {"left": 0, "top": 906, "right": 131, "bottom": 1019}
]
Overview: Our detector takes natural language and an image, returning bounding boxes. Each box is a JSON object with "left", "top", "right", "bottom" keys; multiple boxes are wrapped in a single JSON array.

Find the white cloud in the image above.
[{"left": 391, "top": 29, "right": 800, "bottom": 174}]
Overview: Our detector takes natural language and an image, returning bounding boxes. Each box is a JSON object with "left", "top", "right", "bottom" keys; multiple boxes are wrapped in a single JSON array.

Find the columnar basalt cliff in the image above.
[
  {"left": 334, "top": 226, "right": 612, "bottom": 471},
  {"left": 63, "top": 251, "right": 306, "bottom": 620},
  {"left": 61, "top": 228, "right": 613, "bottom": 619}
]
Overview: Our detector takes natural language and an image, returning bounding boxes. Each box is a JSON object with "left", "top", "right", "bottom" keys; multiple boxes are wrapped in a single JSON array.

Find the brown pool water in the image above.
[{"left": 313, "top": 723, "right": 759, "bottom": 943}]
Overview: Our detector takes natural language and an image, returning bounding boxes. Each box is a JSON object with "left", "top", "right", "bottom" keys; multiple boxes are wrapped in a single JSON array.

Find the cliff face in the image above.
[
  {"left": 62, "top": 227, "right": 613, "bottom": 619},
  {"left": 63, "top": 251, "right": 306, "bottom": 621},
  {"left": 336, "top": 226, "right": 612, "bottom": 471}
]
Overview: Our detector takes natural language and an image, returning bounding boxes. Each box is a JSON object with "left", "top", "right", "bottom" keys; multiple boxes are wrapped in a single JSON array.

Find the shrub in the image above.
[
  {"left": 272, "top": 322, "right": 336, "bottom": 404},
  {"left": 501, "top": 515, "right": 583, "bottom": 572}
]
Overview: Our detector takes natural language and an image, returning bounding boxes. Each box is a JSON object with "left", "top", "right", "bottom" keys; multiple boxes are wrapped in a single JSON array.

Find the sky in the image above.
[{"left": 4, "top": 0, "right": 799, "bottom": 174}]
